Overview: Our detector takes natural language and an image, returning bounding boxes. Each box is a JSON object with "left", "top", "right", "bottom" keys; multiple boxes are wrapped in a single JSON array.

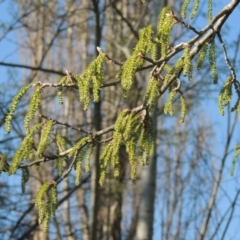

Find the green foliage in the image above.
[
  {"left": 21, "top": 167, "right": 29, "bottom": 193},
  {"left": 209, "top": 42, "right": 218, "bottom": 84},
  {"left": 181, "top": 0, "right": 191, "bottom": 19},
  {"left": 75, "top": 53, "right": 105, "bottom": 110},
  {"left": 36, "top": 120, "right": 53, "bottom": 158},
  {"left": 24, "top": 86, "right": 42, "bottom": 132},
  {"left": 143, "top": 77, "right": 160, "bottom": 111},
  {"left": 157, "top": 7, "right": 174, "bottom": 57},
  {"left": 183, "top": 46, "right": 193, "bottom": 80},
  {"left": 218, "top": 77, "right": 232, "bottom": 115},
  {"left": 164, "top": 91, "right": 176, "bottom": 116},
  {"left": 231, "top": 145, "right": 240, "bottom": 176},
  {"left": 57, "top": 86, "right": 63, "bottom": 104},
  {"left": 190, "top": 0, "right": 200, "bottom": 18},
  {"left": 9, "top": 123, "right": 43, "bottom": 175},
  {"left": 119, "top": 25, "right": 154, "bottom": 91},
  {"left": 35, "top": 181, "right": 58, "bottom": 232},
  {"left": 208, "top": 0, "right": 213, "bottom": 22},
  {"left": 5, "top": 83, "right": 32, "bottom": 133},
  {"left": 197, "top": 43, "right": 209, "bottom": 70}
]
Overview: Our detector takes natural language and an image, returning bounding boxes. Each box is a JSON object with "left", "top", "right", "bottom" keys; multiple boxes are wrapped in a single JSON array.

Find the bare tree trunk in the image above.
[
  {"left": 90, "top": 1, "right": 102, "bottom": 239},
  {"left": 135, "top": 0, "right": 168, "bottom": 238},
  {"left": 136, "top": 108, "right": 158, "bottom": 240}
]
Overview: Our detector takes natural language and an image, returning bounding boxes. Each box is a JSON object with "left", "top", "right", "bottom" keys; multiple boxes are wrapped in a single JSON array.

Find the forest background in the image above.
[{"left": 0, "top": 0, "right": 240, "bottom": 240}]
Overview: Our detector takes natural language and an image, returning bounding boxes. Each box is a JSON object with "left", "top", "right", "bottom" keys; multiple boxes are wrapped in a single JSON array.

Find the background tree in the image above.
[{"left": 0, "top": 0, "right": 240, "bottom": 240}]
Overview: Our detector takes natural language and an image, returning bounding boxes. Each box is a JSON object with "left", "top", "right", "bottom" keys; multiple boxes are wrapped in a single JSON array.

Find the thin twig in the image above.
[
  {"left": 173, "top": 16, "right": 201, "bottom": 35},
  {"left": 40, "top": 114, "right": 90, "bottom": 134},
  {"left": 217, "top": 32, "right": 237, "bottom": 81}
]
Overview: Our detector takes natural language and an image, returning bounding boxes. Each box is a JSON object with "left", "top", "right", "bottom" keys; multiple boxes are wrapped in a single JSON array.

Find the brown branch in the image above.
[
  {"left": 173, "top": 16, "right": 201, "bottom": 35},
  {"left": 111, "top": 2, "right": 139, "bottom": 40},
  {"left": 0, "top": 62, "right": 65, "bottom": 76},
  {"left": 40, "top": 114, "right": 90, "bottom": 134}
]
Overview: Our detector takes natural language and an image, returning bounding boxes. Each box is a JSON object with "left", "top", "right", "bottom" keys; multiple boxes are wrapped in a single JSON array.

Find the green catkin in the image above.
[
  {"left": 57, "top": 86, "right": 63, "bottom": 104},
  {"left": 180, "top": 94, "right": 187, "bottom": 123},
  {"left": 69, "top": 136, "right": 90, "bottom": 157},
  {"left": 35, "top": 182, "right": 58, "bottom": 232},
  {"left": 112, "top": 153, "right": 120, "bottom": 178},
  {"left": 114, "top": 110, "right": 130, "bottom": 134},
  {"left": 181, "top": 0, "right": 191, "bottom": 19},
  {"left": 123, "top": 114, "right": 140, "bottom": 141},
  {"left": 164, "top": 59, "right": 183, "bottom": 83},
  {"left": 21, "top": 167, "right": 29, "bottom": 193},
  {"left": 197, "top": 43, "right": 208, "bottom": 70},
  {"left": 126, "top": 140, "right": 137, "bottom": 183},
  {"left": 5, "top": 83, "right": 32, "bottom": 133},
  {"left": 111, "top": 132, "right": 122, "bottom": 158},
  {"left": 49, "top": 187, "right": 58, "bottom": 217},
  {"left": 119, "top": 25, "right": 153, "bottom": 91},
  {"left": 75, "top": 147, "right": 88, "bottom": 186},
  {"left": 77, "top": 53, "right": 105, "bottom": 110},
  {"left": 164, "top": 91, "right": 175, "bottom": 116},
  {"left": 231, "top": 145, "right": 240, "bottom": 175},
  {"left": 157, "top": 7, "right": 174, "bottom": 58},
  {"left": 24, "top": 86, "right": 42, "bottom": 132},
  {"left": 183, "top": 46, "right": 193, "bottom": 80},
  {"left": 85, "top": 146, "right": 93, "bottom": 173},
  {"left": 209, "top": 42, "right": 218, "bottom": 84},
  {"left": 99, "top": 143, "right": 112, "bottom": 186},
  {"left": 190, "top": 0, "right": 200, "bottom": 19},
  {"left": 218, "top": 77, "right": 232, "bottom": 115},
  {"left": 151, "top": 43, "right": 157, "bottom": 61},
  {"left": 143, "top": 78, "right": 160, "bottom": 111},
  {"left": 42, "top": 211, "right": 50, "bottom": 232},
  {"left": 164, "top": 64, "right": 172, "bottom": 73},
  {"left": 139, "top": 117, "right": 154, "bottom": 165},
  {"left": 36, "top": 120, "right": 53, "bottom": 158},
  {"left": 92, "top": 75, "right": 102, "bottom": 102},
  {"left": 208, "top": 0, "right": 213, "bottom": 22},
  {"left": 55, "top": 135, "right": 68, "bottom": 175},
  {"left": 100, "top": 112, "right": 155, "bottom": 185},
  {"left": 9, "top": 123, "right": 43, "bottom": 175},
  {"left": 35, "top": 182, "right": 51, "bottom": 209}
]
